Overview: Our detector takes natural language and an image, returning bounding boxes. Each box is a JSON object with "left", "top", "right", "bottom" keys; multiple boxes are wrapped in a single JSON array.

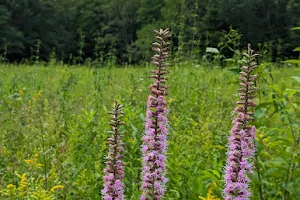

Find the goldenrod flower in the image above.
[
  {"left": 35, "top": 163, "right": 44, "bottom": 168},
  {"left": 25, "top": 154, "right": 43, "bottom": 168},
  {"left": 50, "top": 185, "right": 64, "bottom": 192},
  {"left": 25, "top": 159, "right": 35, "bottom": 165},
  {"left": 19, "top": 173, "right": 28, "bottom": 190},
  {"left": 7, "top": 184, "right": 16, "bottom": 190},
  {"left": 33, "top": 90, "right": 43, "bottom": 100},
  {"left": 199, "top": 182, "right": 220, "bottom": 200}
]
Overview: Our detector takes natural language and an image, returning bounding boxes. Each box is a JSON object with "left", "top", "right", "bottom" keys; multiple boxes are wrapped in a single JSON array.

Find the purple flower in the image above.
[
  {"left": 224, "top": 44, "right": 258, "bottom": 200},
  {"left": 102, "top": 101, "right": 125, "bottom": 200},
  {"left": 141, "top": 28, "right": 171, "bottom": 200}
]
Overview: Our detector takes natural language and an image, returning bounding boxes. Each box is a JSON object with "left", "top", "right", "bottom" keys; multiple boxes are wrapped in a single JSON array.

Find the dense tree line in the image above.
[{"left": 0, "top": 0, "right": 299, "bottom": 64}]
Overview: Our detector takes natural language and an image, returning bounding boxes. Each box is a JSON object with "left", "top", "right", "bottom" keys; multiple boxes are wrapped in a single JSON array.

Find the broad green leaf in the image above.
[
  {"left": 130, "top": 124, "right": 138, "bottom": 139},
  {"left": 227, "top": 68, "right": 239, "bottom": 74},
  {"left": 256, "top": 102, "right": 273, "bottom": 110},
  {"left": 255, "top": 62, "right": 272, "bottom": 73},
  {"left": 205, "top": 47, "right": 220, "bottom": 54},
  {"left": 291, "top": 76, "right": 300, "bottom": 83},
  {"left": 293, "top": 47, "right": 300, "bottom": 52},
  {"left": 254, "top": 108, "right": 265, "bottom": 120},
  {"left": 284, "top": 88, "right": 298, "bottom": 97}
]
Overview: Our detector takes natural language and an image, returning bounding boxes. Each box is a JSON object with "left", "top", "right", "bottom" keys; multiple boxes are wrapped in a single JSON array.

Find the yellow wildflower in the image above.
[
  {"left": 35, "top": 163, "right": 44, "bottom": 168},
  {"left": 7, "top": 184, "right": 16, "bottom": 190},
  {"left": 25, "top": 154, "right": 43, "bottom": 168},
  {"left": 25, "top": 159, "right": 35, "bottom": 165},
  {"left": 168, "top": 98, "right": 176, "bottom": 104},
  {"left": 33, "top": 90, "right": 43, "bottom": 100},
  {"left": 50, "top": 185, "right": 64, "bottom": 192},
  {"left": 257, "top": 131, "right": 269, "bottom": 144},
  {"left": 199, "top": 182, "right": 220, "bottom": 200},
  {"left": 19, "top": 173, "right": 28, "bottom": 189}
]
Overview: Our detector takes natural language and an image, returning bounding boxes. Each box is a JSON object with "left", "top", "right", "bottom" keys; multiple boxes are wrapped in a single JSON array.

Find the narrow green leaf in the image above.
[
  {"left": 209, "top": 169, "right": 221, "bottom": 179},
  {"left": 291, "top": 27, "right": 300, "bottom": 31},
  {"left": 282, "top": 59, "right": 300, "bottom": 64}
]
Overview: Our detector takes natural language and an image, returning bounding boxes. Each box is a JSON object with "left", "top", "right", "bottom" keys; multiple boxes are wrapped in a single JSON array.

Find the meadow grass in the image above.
[{"left": 0, "top": 64, "right": 299, "bottom": 199}]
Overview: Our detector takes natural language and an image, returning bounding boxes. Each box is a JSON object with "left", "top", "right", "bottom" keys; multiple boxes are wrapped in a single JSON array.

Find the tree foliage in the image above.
[{"left": 0, "top": 0, "right": 299, "bottom": 64}]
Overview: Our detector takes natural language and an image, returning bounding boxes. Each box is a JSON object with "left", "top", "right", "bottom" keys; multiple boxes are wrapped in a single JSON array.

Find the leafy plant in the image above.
[{"left": 283, "top": 27, "right": 300, "bottom": 65}]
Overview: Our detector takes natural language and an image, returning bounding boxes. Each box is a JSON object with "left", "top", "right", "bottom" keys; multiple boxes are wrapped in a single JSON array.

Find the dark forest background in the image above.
[{"left": 0, "top": 0, "right": 300, "bottom": 65}]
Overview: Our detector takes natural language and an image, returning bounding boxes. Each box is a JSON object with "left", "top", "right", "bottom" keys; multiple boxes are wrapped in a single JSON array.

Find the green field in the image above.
[{"left": 0, "top": 64, "right": 299, "bottom": 199}]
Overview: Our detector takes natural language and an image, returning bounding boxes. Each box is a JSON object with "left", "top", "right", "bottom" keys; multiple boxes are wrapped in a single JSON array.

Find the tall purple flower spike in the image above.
[
  {"left": 141, "top": 28, "right": 171, "bottom": 200},
  {"left": 224, "top": 44, "right": 259, "bottom": 200},
  {"left": 102, "top": 101, "right": 125, "bottom": 200}
]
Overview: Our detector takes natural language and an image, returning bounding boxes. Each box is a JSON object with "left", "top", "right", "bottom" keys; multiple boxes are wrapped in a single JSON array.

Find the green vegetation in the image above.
[
  {"left": 0, "top": 64, "right": 299, "bottom": 199},
  {"left": 1, "top": 1, "right": 299, "bottom": 199},
  {"left": 0, "top": 0, "right": 300, "bottom": 64}
]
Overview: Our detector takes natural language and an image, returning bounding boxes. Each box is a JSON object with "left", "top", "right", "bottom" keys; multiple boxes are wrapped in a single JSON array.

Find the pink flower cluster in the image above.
[
  {"left": 141, "top": 28, "right": 171, "bottom": 200},
  {"left": 102, "top": 101, "right": 125, "bottom": 200}
]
